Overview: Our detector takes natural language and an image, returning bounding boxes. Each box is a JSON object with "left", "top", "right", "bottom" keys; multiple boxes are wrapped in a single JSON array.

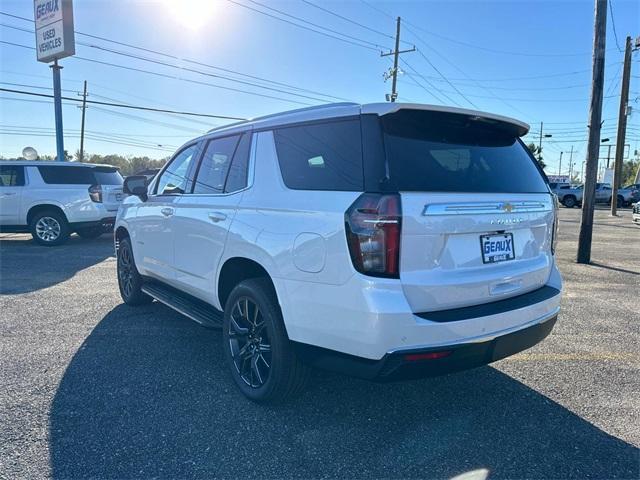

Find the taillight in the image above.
[
  {"left": 88, "top": 184, "right": 103, "bottom": 203},
  {"left": 551, "top": 194, "right": 559, "bottom": 254},
  {"left": 345, "top": 193, "right": 401, "bottom": 278}
]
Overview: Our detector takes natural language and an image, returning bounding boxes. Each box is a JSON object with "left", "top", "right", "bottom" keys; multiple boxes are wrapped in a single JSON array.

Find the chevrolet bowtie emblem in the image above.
[{"left": 501, "top": 203, "right": 514, "bottom": 213}]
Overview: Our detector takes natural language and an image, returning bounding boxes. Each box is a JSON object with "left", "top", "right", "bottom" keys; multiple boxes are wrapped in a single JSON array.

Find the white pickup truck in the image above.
[{"left": 550, "top": 182, "right": 635, "bottom": 208}]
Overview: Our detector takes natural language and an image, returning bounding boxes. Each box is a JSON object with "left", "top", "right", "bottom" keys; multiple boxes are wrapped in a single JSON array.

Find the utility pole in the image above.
[
  {"left": 538, "top": 121, "right": 552, "bottom": 161},
  {"left": 577, "top": 0, "right": 607, "bottom": 264},
  {"left": 611, "top": 36, "right": 633, "bottom": 216},
  {"left": 380, "top": 17, "right": 415, "bottom": 102},
  {"left": 79, "top": 80, "right": 87, "bottom": 162},
  {"left": 568, "top": 145, "right": 575, "bottom": 181},
  {"left": 558, "top": 151, "right": 563, "bottom": 176},
  {"left": 51, "top": 59, "right": 65, "bottom": 162}
]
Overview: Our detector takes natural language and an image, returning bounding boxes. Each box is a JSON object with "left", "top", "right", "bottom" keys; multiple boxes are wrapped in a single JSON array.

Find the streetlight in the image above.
[{"left": 601, "top": 138, "right": 612, "bottom": 169}]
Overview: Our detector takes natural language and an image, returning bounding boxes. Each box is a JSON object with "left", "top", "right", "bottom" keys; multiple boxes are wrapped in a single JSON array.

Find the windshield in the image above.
[{"left": 380, "top": 110, "right": 548, "bottom": 193}]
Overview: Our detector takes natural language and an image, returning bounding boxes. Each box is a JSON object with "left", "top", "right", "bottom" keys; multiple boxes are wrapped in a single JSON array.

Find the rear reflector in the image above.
[{"left": 404, "top": 351, "right": 452, "bottom": 362}]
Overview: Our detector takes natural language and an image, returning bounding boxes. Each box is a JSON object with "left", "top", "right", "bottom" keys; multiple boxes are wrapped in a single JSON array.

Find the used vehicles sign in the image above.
[{"left": 33, "top": 0, "right": 75, "bottom": 63}]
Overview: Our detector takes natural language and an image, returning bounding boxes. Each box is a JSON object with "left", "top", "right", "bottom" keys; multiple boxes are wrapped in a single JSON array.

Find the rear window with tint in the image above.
[
  {"left": 92, "top": 167, "right": 123, "bottom": 185},
  {"left": 38, "top": 166, "right": 122, "bottom": 185},
  {"left": 381, "top": 110, "right": 548, "bottom": 193},
  {"left": 273, "top": 119, "right": 363, "bottom": 191}
]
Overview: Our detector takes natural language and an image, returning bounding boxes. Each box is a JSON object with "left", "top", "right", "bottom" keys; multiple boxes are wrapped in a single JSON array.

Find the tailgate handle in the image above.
[{"left": 490, "top": 280, "right": 523, "bottom": 296}]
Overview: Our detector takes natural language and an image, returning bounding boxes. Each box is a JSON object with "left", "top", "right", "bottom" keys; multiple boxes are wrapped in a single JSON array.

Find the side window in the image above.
[
  {"left": 193, "top": 135, "right": 240, "bottom": 194},
  {"left": 224, "top": 133, "right": 251, "bottom": 193},
  {"left": 155, "top": 144, "right": 199, "bottom": 195},
  {"left": 273, "top": 119, "right": 363, "bottom": 191},
  {"left": 38, "top": 166, "right": 95, "bottom": 184},
  {"left": 0, "top": 166, "right": 25, "bottom": 187}
]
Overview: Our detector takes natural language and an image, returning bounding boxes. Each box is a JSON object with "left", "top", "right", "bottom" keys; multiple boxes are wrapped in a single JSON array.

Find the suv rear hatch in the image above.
[
  {"left": 374, "top": 108, "right": 555, "bottom": 313},
  {"left": 91, "top": 167, "right": 124, "bottom": 212}
]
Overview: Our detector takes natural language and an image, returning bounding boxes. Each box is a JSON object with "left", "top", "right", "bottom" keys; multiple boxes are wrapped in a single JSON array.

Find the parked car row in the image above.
[
  {"left": 549, "top": 182, "right": 638, "bottom": 208},
  {"left": 0, "top": 162, "right": 123, "bottom": 245}
]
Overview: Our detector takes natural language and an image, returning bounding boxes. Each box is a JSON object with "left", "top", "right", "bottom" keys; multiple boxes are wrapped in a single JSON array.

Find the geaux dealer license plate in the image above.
[{"left": 480, "top": 233, "right": 515, "bottom": 264}]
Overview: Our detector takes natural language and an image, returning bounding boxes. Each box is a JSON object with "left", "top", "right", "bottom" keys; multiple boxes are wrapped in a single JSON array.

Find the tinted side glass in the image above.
[
  {"left": 156, "top": 144, "right": 199, "bottom": 195},
  {"left": 193, "top": 135, "right": 240, "bottom": 194},
  {"left": 38, "top": 166, "right": 95, "bottom": 184},
  {"left": 225, "top": 133, "right": 251, "bottom": 193},
  {"left": 381, "top": 110, "right": 548, "bottom": 193},
  {"left": 0, "top": 166, "right": 25, "bottom": 186},
  {"left": 273, "top": 119, "right": 363, "bottom": 191},
  {"left": 93, "top": 167, "right": 123, "bottom": 185}
]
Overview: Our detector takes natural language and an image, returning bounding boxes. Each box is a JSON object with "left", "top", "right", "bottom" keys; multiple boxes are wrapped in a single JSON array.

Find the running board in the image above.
[{"left": 141, "top": 281, "right": 223, "bottom": 328}]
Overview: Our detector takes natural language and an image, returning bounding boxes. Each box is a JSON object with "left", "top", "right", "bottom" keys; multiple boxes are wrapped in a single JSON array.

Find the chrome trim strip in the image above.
[
  {"left": 422, "top": 200, "right": 552, "bottom": 216},
  {"left": 386, "top": 306, "right": 560, "bottom": 355}
]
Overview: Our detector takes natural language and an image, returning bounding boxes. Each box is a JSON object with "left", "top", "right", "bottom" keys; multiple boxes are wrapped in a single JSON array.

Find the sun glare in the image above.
[{"left": 162, "top": 0, "right": 217, "bottom": 30}]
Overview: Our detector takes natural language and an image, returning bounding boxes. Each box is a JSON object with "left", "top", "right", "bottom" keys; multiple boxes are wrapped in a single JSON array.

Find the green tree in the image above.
[
  {"left": 621, "top": 159, "right": 639, "bottom": 185},
  {"left": 526, "top": 142, "right": 546, "bottom": 170}
]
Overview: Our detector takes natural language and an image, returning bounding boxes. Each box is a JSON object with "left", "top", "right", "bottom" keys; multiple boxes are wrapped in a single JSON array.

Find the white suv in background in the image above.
[
  {"left": 115, "top": 103, "right": 563, "bottom": 403},
  {"left": 0, "top": 162, "right": 123, "bottom": 245}
]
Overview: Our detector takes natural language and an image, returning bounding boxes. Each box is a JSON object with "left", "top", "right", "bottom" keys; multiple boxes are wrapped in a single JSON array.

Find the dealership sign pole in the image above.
[{"left": 33, "top": 0, "right": 75, "bottom": 162}]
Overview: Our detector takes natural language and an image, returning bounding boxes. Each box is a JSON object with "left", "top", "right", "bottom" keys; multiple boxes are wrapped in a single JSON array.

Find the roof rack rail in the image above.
[{"left": 207, "top": 102, "right": 358, "bottom": 133}]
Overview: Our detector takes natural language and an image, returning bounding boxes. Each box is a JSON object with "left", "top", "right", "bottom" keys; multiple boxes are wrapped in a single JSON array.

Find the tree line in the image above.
[{"left": 1, "top": 149, "right": 169, "bottom": 176}]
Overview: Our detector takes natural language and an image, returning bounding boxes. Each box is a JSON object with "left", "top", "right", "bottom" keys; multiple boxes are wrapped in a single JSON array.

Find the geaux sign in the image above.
[{"left": 33, "top": 0, "right": 75, "bottom": 63}]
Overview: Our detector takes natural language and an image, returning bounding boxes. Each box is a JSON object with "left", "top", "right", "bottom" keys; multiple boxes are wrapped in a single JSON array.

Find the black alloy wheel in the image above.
[{"left": 228, "top": 296, "right": 272, "bottom": 388}]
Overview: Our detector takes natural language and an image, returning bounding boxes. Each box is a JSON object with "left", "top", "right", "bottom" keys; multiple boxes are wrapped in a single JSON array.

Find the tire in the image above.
[
  {"left": 617, "top": 195, "right": 625, "bottom": 208},
  {"left": 76, "top": 227, "right": 104, "bottom": 239},
  {"left": 563, "top": 195, "right": 576, "bottom": 208},
  {"left": 117, "top": 236, "right": 152, "bottom": 305},
  {"left": 222, "top": 278, "right": 309, "bottom": 404},
  {"left": 29, "top": 209, "right": 70, "bottom": 246}
]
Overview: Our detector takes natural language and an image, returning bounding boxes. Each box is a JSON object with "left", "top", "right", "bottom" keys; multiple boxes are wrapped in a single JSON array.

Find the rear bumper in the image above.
[
  {"left": 280, "top": 262, "right": 563, "bottom": 360},
  {"left": 294, "top": 312, "right": 557, "bottom": 381}
]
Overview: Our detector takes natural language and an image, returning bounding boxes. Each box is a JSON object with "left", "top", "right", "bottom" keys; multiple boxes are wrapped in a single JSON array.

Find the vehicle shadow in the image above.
[
  {"left": 49, "top": 304, "right": 639, "bottom": 480},
  {"left": 0, "top": 234, "right": 114, "bottom": 294}
]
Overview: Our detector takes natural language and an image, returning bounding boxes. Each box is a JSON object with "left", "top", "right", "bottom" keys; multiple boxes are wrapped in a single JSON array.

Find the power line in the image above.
[
  {"left": 402, "top": 64, "right": 621, "bottom": 84},
  {"left": 0, "top": 86, "right": 246, "bottom": 120},
  {"left": 0, "top": 131, "right": 176, "bottom": 152},
  {"left": 223, "top": 0, "right": 381, "bottom": 51},
  {"left": 0, "top": 124, "right": 192, "bottom": 138},
  {"left": 0, "top": 13, "right": 349, "bottom": 102},
  {"left": 0, "top": 126, "right": 180, "bottom": 149},
  {"left": 0, "top": 24, "right": 339, "bottom": 104},
  {"left": 402, "top": 75, "right": 591, "bottom": 92},
  {"left": 242, "top": 0, "right": 391, "bottom": 50},
  {"left": 400, "top": 59, "right": 460, "bottom": 106},
  {"left": 0, "top": 39, "right": 317, "bottom": 106},
  {"left": 300, "top": 0, "right": 408, "bottom": 45},
  {"left": 608, "top": 0, "right": 624, "bottom": 53},
  {"left": 361, "top": 0, "right": 613, "bottom": 58},
  {"left": 400, "top": 21, "right": 533, "bottom": 118},
  {"left": 412, "top": 48, "right": 478, "bottom": 109}
]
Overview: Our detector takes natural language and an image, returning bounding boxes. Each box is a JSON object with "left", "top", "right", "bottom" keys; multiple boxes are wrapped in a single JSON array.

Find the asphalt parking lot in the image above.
[{"left": 0, "top": 207, "right": 638, "bottom": 479}]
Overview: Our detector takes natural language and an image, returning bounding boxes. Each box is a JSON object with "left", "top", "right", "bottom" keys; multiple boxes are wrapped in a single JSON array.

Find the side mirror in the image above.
[{"left": 123, "top": 175, "right": 148, "bottom": 201}]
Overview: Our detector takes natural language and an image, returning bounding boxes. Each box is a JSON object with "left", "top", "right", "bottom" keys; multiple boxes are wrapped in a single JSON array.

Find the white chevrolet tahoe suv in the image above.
[
  {"left": 0, "top": 161, "right": 123, "bottom": 245},
  {"left": 115, "top": 103, "right": 562, "bottom": 403}
]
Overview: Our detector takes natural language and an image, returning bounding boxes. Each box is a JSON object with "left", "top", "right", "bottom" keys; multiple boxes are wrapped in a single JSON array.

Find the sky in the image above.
[{"left": 0, "top": 0, "right": 639, "bottom": 177}]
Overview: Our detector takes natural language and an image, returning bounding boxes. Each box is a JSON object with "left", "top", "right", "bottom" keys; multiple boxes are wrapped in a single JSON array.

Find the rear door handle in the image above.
[
  {"left": 161, "top": 207, "right": 174, "bottom": 217},
  {"left": 208, "top": 211, "right": 227, "bottom": 223}
]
